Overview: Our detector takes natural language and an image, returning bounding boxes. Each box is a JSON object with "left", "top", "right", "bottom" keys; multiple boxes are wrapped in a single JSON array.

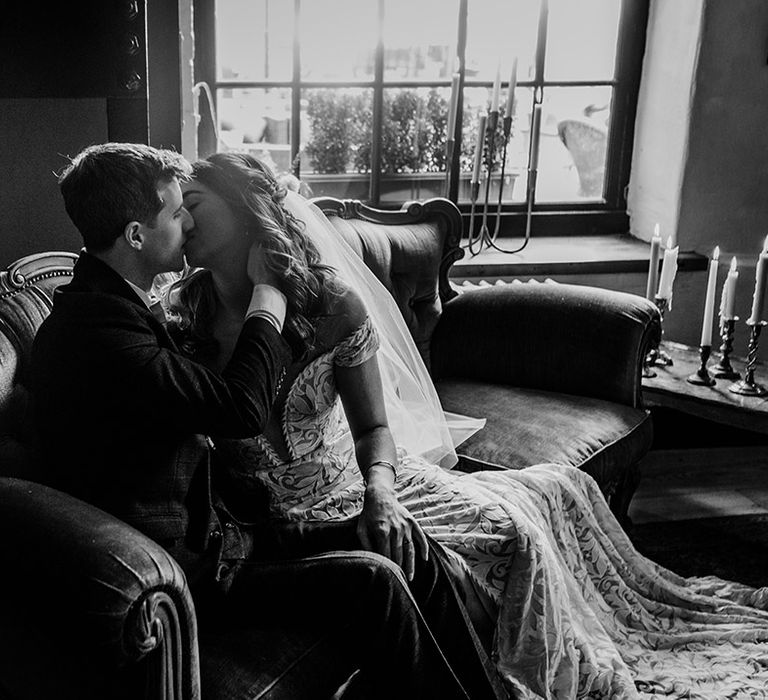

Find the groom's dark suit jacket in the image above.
[
  {"left": 31, "top": 254, "right": 507, "bottom": 699},
  {"left": 31, "top": 252, "right": 291, "bottom": 557}
]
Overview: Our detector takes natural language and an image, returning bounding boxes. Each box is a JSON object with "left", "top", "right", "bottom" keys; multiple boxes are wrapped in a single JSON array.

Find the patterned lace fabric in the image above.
[
  {"left": 218, "top": 317, "right": 380, "bottom": 518},
  {"left": 218, "top": 317, "right": 768, "bottom": 698}
]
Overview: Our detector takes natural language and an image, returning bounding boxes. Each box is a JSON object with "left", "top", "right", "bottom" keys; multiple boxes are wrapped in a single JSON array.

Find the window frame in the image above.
[{"left": 193, "top": 0, "right": 650, "bottom": 236}]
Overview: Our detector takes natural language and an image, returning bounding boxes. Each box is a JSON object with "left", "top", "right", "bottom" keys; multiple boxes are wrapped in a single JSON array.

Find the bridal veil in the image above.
[{"left": 282, "top": 191, "right": 484, "bottom": 468}]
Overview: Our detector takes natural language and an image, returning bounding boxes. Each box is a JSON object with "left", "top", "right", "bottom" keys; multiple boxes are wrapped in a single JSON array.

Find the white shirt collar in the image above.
[{"left": 124, "top": 279, "right": 155, "bottom": 309}]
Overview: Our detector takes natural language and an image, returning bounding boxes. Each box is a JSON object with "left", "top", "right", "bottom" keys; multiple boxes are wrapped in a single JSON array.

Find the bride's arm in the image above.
[{"left": 336, "top": 355, "right": 429, "bottom": 582}]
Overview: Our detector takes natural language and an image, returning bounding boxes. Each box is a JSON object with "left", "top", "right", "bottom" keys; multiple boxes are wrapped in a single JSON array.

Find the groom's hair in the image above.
[{"left": 58, "top": 142, "right": 191, "bottom": 252}]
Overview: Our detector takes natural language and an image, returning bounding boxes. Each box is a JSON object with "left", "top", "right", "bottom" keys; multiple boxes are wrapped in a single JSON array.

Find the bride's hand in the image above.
[{"left": 358, "top": 479, "right": 429, "bottom": 581}]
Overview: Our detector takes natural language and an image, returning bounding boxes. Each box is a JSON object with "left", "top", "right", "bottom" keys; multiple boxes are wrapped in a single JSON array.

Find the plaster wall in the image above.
[
  {"left": 628, "top": 0, "right": 703, "bottom": 247},
  {"left": 678, "top": 0, "right": 768, "bottom": 260},
  {"left": 628, "top": 0, "right": 768, "bottom": 361}
]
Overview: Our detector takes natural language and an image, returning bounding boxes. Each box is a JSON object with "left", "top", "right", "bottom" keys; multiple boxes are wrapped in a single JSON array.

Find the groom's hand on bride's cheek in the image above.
[{"left": 247, "top": 242, "right": 280, "bottom": 287}]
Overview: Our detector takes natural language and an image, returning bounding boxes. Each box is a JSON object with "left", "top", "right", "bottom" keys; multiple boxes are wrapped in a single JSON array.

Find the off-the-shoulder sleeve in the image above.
[{"left": 334, "top": 316, "right": 380, "bottom": 367}]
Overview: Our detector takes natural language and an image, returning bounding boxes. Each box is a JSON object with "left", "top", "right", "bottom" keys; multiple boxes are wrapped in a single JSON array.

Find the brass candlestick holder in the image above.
[
  {"left": 645, "top": 296, "right": 674, "bottom": 368},
  {"left": 712, "top": 317, "right": 740, "bottom": 379},
  {"left": 491, "top": 113, "right": 513, "bottom": 243},
  {"left": 486, "top": 111, "right": 532, "bottom": 255},
  {"left": 467, "top": 179, "right": 482, "bottom": 253},
  {"left": 729, "top": 320, "right": 768, "bottom": 396},
  {"left": 475, "top": 109, "right": 499, "bottom": 253},
  {"left": 641, "top": 355, "right": 657, "bottom": 378},
  {"left": 466, "top": 100, "right": 538, "bottom": 257},
  {"left": 687, "top": 344, "right": 716, "bottom": 386},
  {"left": 467, "top": 113, "right": 495, "bottom": 256}
]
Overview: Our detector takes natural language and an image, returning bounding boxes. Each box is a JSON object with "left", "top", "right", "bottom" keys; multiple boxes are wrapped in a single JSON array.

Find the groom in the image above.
[{"left": 31, "top": 142, "right": 506, "bottom": 699}]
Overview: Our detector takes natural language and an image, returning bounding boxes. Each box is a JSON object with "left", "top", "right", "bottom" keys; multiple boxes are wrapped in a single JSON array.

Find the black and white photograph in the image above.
[{"left": 2, "top": 1, "right": 768, "bottom": 698}]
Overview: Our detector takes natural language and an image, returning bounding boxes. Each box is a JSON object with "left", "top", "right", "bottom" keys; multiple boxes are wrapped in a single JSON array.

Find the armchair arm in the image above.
[
  {"left": 431, "top": 282, "right": 660, "bottom": 408},
  {"left": 0, "top": 477, "right": 200, "bottom": 700}
]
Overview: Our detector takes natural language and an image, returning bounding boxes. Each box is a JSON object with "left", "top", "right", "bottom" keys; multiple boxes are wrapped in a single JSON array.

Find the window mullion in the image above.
[
  {"left": 534, "top": 0, "right": 549, "bottom": 86},
  {"left": 522, "top": 0, "right": 549, "bottom": 210},
  {"left": 193, "top": 0, "right": 216, "bottom": 159},
  {"left": 604, "top": 0, "right": 650, "bottom": 208},
  {"left": 291, "top": 0, "right": 301, "bottom": 177},
  {"left": 448, "top": 0, "right": 468, "bottom": 204},
  {"left": 368, "top": 0, "right": 385, "bottom": 205}
]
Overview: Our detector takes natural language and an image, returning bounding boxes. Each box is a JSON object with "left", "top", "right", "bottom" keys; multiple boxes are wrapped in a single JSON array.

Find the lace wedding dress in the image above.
[{"left": 217, "top": 316, "right": 768, "bottom": 699}]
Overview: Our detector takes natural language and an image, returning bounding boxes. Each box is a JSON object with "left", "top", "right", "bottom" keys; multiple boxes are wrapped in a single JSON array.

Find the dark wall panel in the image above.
[
  {"left": 0, "top": 99, "right": 108, "bottom": 267},
  {"left": 0, "top": 1, "right": 155, "bottom": 266},
  {"left": 1, "top": 2, "right": 148, "bottom": 104},
  {"left": 147, "top": 1, "right": 182, "bottom": 149}
]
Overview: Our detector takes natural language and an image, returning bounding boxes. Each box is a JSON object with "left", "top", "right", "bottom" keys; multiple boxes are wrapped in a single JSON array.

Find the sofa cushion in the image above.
[{"left": 436, "top": 380, "right": 652, "bottom": 490}]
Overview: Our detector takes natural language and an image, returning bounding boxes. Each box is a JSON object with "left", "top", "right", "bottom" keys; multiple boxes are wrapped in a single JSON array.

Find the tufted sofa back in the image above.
[
  {"left": 0, "top": 253, "right": 77, "bottom": 478},
  {"left": 310, "top": 197, "right": 463, "bottom": 367}
]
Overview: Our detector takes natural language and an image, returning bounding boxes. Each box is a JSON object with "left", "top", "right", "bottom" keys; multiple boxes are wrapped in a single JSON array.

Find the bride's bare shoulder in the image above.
[{"left": 316, "top": 280, "right": 370, "bottom": 343}]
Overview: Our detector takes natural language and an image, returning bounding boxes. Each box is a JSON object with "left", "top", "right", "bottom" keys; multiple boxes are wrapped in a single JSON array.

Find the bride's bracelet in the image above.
[{"left": 365, "top": 459, "right": 398, "bottom": 481}]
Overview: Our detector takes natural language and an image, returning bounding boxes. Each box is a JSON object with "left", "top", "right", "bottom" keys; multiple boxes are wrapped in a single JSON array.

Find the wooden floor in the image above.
[{"left": 629, "top": 445, "right": 768, "bottom": 524}]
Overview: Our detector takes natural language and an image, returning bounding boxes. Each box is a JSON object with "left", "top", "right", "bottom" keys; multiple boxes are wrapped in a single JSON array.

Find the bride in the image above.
[{"left": 170, "top": 151, "right": 768, "bottom": 699}]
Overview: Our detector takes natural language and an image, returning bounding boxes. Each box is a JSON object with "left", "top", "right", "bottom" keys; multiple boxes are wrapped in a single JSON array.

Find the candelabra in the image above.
[
  {"left": 466, "top": 150, "right": 484, "bottom": 256},
  {"left": 729, "top": 320, "right": 768, "bottom": 396},
  {"left": 641, "top": 352, "right": 657, "bottom": 379},
  {"left": 467, "top": 100, "right": 537, "bottom": 256},
  {"left": 712, "top": 317, "right": 740, "bottom": 380},
  {"left": 467, "top": 109, "right": 499, "bottom": 256},
  {"left": 645, "top": 296, "right": 674, "bottom": 368},
  {"left": 686, "top": 344, "right": 716, "bottom": 386}
]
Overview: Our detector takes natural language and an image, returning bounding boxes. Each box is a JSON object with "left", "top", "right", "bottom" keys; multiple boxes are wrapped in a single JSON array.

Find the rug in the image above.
[{"left": 629, "top": 514, "right": 768, "bottom": 589}]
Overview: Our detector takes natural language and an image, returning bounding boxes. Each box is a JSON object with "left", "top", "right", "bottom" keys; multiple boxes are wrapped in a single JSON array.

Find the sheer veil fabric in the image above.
[{"left": 283, "top": 192, "right": 484, "bottom": 468}]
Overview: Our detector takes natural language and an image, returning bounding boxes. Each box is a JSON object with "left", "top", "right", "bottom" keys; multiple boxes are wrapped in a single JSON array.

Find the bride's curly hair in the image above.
[{"left": 166, "top": 152, "right": 336, "bottom": 361}]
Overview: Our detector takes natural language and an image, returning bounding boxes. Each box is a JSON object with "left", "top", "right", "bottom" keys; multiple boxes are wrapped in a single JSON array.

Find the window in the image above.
[{"left": 194, "top": 0, "right": 648, "bottom": 235}]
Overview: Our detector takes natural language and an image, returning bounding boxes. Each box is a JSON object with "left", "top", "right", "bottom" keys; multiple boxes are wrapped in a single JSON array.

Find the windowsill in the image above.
[{"left": 450, "top": 234, "right": 707, "bottom": 280}]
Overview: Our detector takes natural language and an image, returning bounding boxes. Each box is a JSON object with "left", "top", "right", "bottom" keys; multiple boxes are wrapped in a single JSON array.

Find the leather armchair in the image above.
[
  {"left": 313, "top": 197, "right": 661, "bottom": 524},
  {"left": 0, "top": 478, "right": 198, "bottom": 700},
  {"left": 432, "top": 280, "right": 659, "bottom": 520}
]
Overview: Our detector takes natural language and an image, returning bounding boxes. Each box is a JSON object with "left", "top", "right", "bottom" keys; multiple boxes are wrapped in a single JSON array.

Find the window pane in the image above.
[
  {"left": 300, "top": 1, "right": 377, "bottom": 81},
  {"left": 465, "top": 0, "right": 541, "bottom": 83},
  {"left": 537, "top": 86, "right": 612, "bottom": 201},
  {"left": 215, "top": 0, "right": 294, "bottom": 81},
  {"left": 217, "top": 87, "right": 293, "bottom": 174},
  {"left": 545, "top": 0, "right": 620, "bottom": 81},
  {"left": 379, "top": 87, "right": 454, "bottom": 203},
  {"left": 299, "top": 88, "right": 372, "bottom": 199},
  {"left": 382, "top": 0, "right": 460, "bottom": 81}
]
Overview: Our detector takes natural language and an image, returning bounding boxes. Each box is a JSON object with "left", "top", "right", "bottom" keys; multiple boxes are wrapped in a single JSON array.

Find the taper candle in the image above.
[
  {"left": 504, "top": 57, "right": 518, "bottom": 118},
  {"left": 720, "top": 256, "right": 739, "bottom": 321},
  {"left": 490, "top": 62, "right": 501, "bottom": 113},
  {"left": 645, "top": 223, "right": 662, "bottom": 301},
  {"left": 529, "top": 103, "right": 542, "bottom": 170},
  {"left": 747, "top": 236, "right": 768, "bottom": 324},
  {"left": 699, "top": 246, "right": 720, "bottom": 346},
  {"left": 472, "top": 113, "right": 487, "bottom": 184},
  {"left": 656, "top": 236, "right": 679, "bottom": 301}
]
